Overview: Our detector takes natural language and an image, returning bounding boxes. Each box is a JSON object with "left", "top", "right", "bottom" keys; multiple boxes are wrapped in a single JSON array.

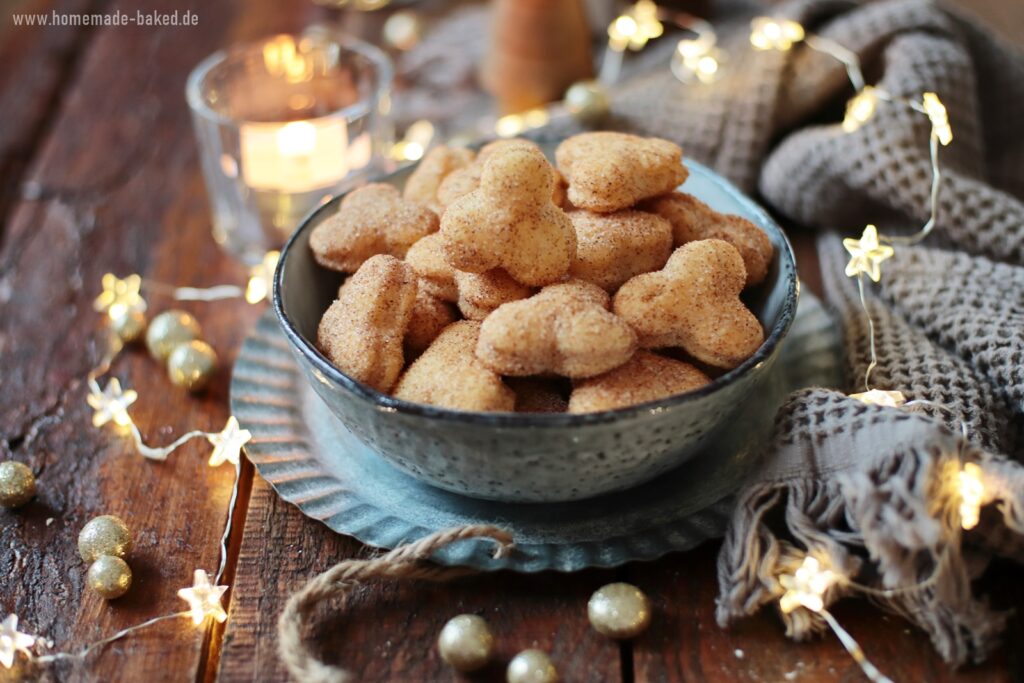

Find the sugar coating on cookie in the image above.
[
  {"left": 569, "top": 351, "right": 711, "bottom": 413},
  {"left": 613, "top": 239, "right": 763, "bottom": 369},
  {"left": 441, "top": 145, "right": 576, "bottom": 287},
  {"left": 642, "top": 192, "right": 773, "bottom": 287},
  {"left": 476, "top": 280, "right": 637, "bottom": 378},
  {"left": 556, "top": 132, "right": 688, "bottom": 213},
  {"left": 318, "top": 255, "right": 418, "bottom": 392},
  {"left": 436, "top": 138, "right": 566, "bottom": 209},
  {"left": 403, "top": 146, "right": 476, "bottom": 212},
  {"left": 310, "top": 183, "right": 439, "bottom": 273},
  {"left": 455, "top": 268, "right": 534, "bottom": 320},
  {"left": 569, "top": 209, "right": 673, "bottom": 291},
  {"left": 406, "top": 233, "right": 459, "bottom": 302},
  {"left": 394, "top": 321, "right": 515, "bottom": 412},
  {"left": 405, "top": 288, "right": 458, "bottom": 358}
]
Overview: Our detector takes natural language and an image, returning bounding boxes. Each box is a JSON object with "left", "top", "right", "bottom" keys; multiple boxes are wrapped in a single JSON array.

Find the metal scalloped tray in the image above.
[{"left": 230, "top": 292, "right": 838, "bottom": 573}]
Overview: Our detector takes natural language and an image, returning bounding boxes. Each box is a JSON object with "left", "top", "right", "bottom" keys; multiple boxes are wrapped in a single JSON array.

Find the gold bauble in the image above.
[
  {"left": 437, "top": 614, "right": 494, "bottom": 672},
  {"left": 110, "top": 309, "right": 147, "bottom": 344},
  {"left": 167, "top": 340, "right": 218, "bottom": 392},
  {"left": 587, "top": 582, "right": 651, "bottom": 639},
  {"left": 507, "top": 649, "right": 559, "bottom": 683},
  {"left": 383, "top": 10, "right": 422, "bottom": 51},
  {"left": 78, "top": 514, "right": 133, "bottom": 562},
  {"left": 564, "top": 80, "right": 610, "bottom": 126},
  {"left": 87, "top": 555, "right": 132, "bottom": 599},
  {"left": 145, "top": 310, "right": 201, "bottom": 362},
  {"left": 0, "top": 461, "right": 35, "bottom": 509}
]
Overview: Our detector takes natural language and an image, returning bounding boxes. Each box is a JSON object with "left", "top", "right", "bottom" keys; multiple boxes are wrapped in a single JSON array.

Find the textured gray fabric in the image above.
[{"left": 605, "top": 0, "right": 1024, "bottom": 666}]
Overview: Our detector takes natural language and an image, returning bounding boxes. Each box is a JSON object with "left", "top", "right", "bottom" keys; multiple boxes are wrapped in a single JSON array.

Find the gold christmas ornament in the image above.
[
  {"left": 564, "top": 80, "right": 610, "bottom": 125},
  {"left": 145, "top": 310, "right": 201, "bottom": 362},
  {"left": 507, "top": 649, "right": 559, "bottom": 683},
  {"left": 587, "top": 582, "right": 652, "bottom": 639},
  {"left": 383, "top": 10, "right": 422, "bottom": 51},
  {"left": 110, "top": 308, "right": 147, "bottom": 344},
  {"left": 78, "top": 515, "right": 133, "bottom": 563},
  {"left": 437, "top": 614, "right": 494, "bottom": 673},
  {"left": 87, "top": 556, "right": 133, "bottom": 600},
  {"left": 0, "top": 462, "right": 36, "bottom": 509},
  {"left": 167, "top": 340, "right": 218, "bottom": 392}
]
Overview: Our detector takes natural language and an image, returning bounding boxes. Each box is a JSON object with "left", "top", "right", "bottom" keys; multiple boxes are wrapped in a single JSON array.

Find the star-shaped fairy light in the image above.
[
  {"left": 779, "top": 556, "right": 840, "bottom": 614},
  {"left": 843, "top": 225, "right": 894, "bottom": 282},
  {"left": 850, "top": 389, "right": 906, "bottom": 408},
  {"left": 608, "top": 0, "right": 663, "bottom": 52},
  {"left": 207, "top": 416, "right": 252, "bottom": 468},
  {"left": 93, "top": 273, "right": 146, "bottom": 320},
  {"left": 922, "top": 92, "right": 953, "bottom": 146},
  {"left": 749, "top": 17, "right": 805, "bottom": 51},
  {"left": 957, "top": 462, "right": 984, "bottom": 530},
  {"left": 842, "top": 86, "right": 879, "bottom": 133},
  {"left": 244, "top": 251, "right": 280, "bottom": 304},
  {"left": 0, "top": 615, "right": 36, "bottom": 669},
  {"left": 177, "top": 570, "right": 228, "bottom": 626},
  {"left": 87, "top": 378, "right": 138, "bottom": 429}
]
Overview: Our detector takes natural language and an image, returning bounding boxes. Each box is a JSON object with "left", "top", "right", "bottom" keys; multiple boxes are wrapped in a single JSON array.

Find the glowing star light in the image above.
[
  {"left": 957, "top": 462, "right": 984, "bottom": 530},
  {"left": 93, "top": 273, "right": 146, "bottom": 320},
  {"left": 779, "top": 556, "right": 839, "bottom": 614},
  {"left": 207, "top": 416, "right": 252, "bottom": 468},
  {"left": 850, "top": 389, "right": 906, "bottom": 408},
  {"left": 749, "top": 17, "right": 805, "bottom": 51},
  {"left": 245, "top": 251, "right": 280, "bottom": 304},
  {"left": 87, "top": 378, "right": 138, "bottom": 429},
  {"left": 843, "top": 225, "right": 894, "bottom": 282},
  {"left": 922, "top": 92, "right": 952, "bottom": 146},
  {"left": 178, "top": 570, "right": 228, "bottom": 625},
  {"left": 843, "top": 86, "right": 879, "bottom": 133},
  {"left": 0, "top": 614, "right": 36, "bottom": 669},
  {"left": 608, "top": 0, "right": 663, "bottom": 52}
]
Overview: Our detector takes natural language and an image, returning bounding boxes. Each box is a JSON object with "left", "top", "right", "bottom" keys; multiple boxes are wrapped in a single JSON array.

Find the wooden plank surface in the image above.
[{"left": 0, "top": 0, "right": 313, "bottom": 681}]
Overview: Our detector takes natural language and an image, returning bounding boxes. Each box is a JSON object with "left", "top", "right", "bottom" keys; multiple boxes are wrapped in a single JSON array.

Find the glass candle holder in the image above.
[{"left": 187, "top": 30, "right": 393, "bottom": 264}]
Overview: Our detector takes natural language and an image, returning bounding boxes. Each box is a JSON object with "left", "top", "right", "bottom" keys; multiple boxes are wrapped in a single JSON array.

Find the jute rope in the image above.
[{"left": 276, "top": 525, "right": 515, "bottom": 683}]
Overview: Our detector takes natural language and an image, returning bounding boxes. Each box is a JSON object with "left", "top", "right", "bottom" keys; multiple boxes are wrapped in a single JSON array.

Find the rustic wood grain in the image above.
[
  {"left": 629, "top": 542, "right": 1020, "bottom": 683},
  {"left": 218, "top": 476, "right": 625, "bottom": 683},
  {"left": 1, "top": 0, "right": 1022, "bottom": 681},
  {"left": 0, "top": 0, "right": 313, "bottom": 680},
  {"left": 0, "top": 0, "right": 105, "bottom": 241}
]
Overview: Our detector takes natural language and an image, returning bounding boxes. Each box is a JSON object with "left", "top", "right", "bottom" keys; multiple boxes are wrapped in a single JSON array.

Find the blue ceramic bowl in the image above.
[{"left": 273, "top": 144, "right": 798, "bottom": 503}]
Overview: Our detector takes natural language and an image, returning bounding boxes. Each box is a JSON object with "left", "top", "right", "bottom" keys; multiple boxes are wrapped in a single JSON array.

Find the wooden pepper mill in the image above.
[{"left": 481, "top": 0, "right": 594, "bottom": 114}]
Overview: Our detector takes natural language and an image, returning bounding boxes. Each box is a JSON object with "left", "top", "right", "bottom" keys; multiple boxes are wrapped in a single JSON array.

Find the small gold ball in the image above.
[
  {"left": 0, "top": 461, "right": 35, "bottom": 509},
  {"left": 145, "top": 310, "right": 201, "bottom": 362},
  {"left": 438, "top": 614, "right": 494, "bottom": 672},
  {"left": 383, "top": 10, "right": 423, "bottom": 51},
  {"left": 167, "top": 340, "right": 218, "bottom": 392},
  {"left": 87, "top": 555, "right": 132, "bottom": 599},
  {"left": 110, "top": 309, "right": 147, "bottom": 344},
  {"left": 507, "top": 649, "right": 559, "bottom": 683},
  {"left": 587, "top": 582, "right": 651, "bottom": 639},
  {"left": 78, "top": 515, "right": 133, "bottom": 562},
  {"left": 564, "top": 80, "right": 610, "bottom": 125}
]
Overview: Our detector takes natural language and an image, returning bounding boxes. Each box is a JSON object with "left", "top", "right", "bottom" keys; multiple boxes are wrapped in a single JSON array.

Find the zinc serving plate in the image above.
[
  {"left": 272, "top": 142, "right": 799, "bottom": 503},
  {"left": 232, "top": 291, "right": 840, "bottom": 572}
]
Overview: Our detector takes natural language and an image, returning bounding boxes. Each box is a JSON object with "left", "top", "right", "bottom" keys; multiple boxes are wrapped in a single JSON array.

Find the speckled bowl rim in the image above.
[{"left": 273, "top": 157, "right": 799, "bottom": 427}]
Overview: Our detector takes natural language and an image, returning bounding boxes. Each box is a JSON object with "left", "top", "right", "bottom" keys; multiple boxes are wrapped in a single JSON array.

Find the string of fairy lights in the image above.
[
  {"left": 0, "top": 3, "right": 1004, "bottom": 679},
  {"left": 0, "top": 258, "right": 277, "bottom": 673}
]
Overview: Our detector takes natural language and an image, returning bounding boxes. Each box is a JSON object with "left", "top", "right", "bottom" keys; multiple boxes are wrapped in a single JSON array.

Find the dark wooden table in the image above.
[{"left": 1, "top": 1, "right": 1022, "bottom": 681}]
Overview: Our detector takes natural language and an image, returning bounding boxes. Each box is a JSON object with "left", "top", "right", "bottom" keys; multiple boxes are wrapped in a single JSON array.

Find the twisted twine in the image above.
[{"left": 276, "top": 525, "right": 515, "bottom": 683}]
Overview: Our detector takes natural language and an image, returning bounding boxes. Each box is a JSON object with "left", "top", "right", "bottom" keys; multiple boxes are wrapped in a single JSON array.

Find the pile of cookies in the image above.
[{"left": 311, "top": 132, "right": 773, "bottom": 413}]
